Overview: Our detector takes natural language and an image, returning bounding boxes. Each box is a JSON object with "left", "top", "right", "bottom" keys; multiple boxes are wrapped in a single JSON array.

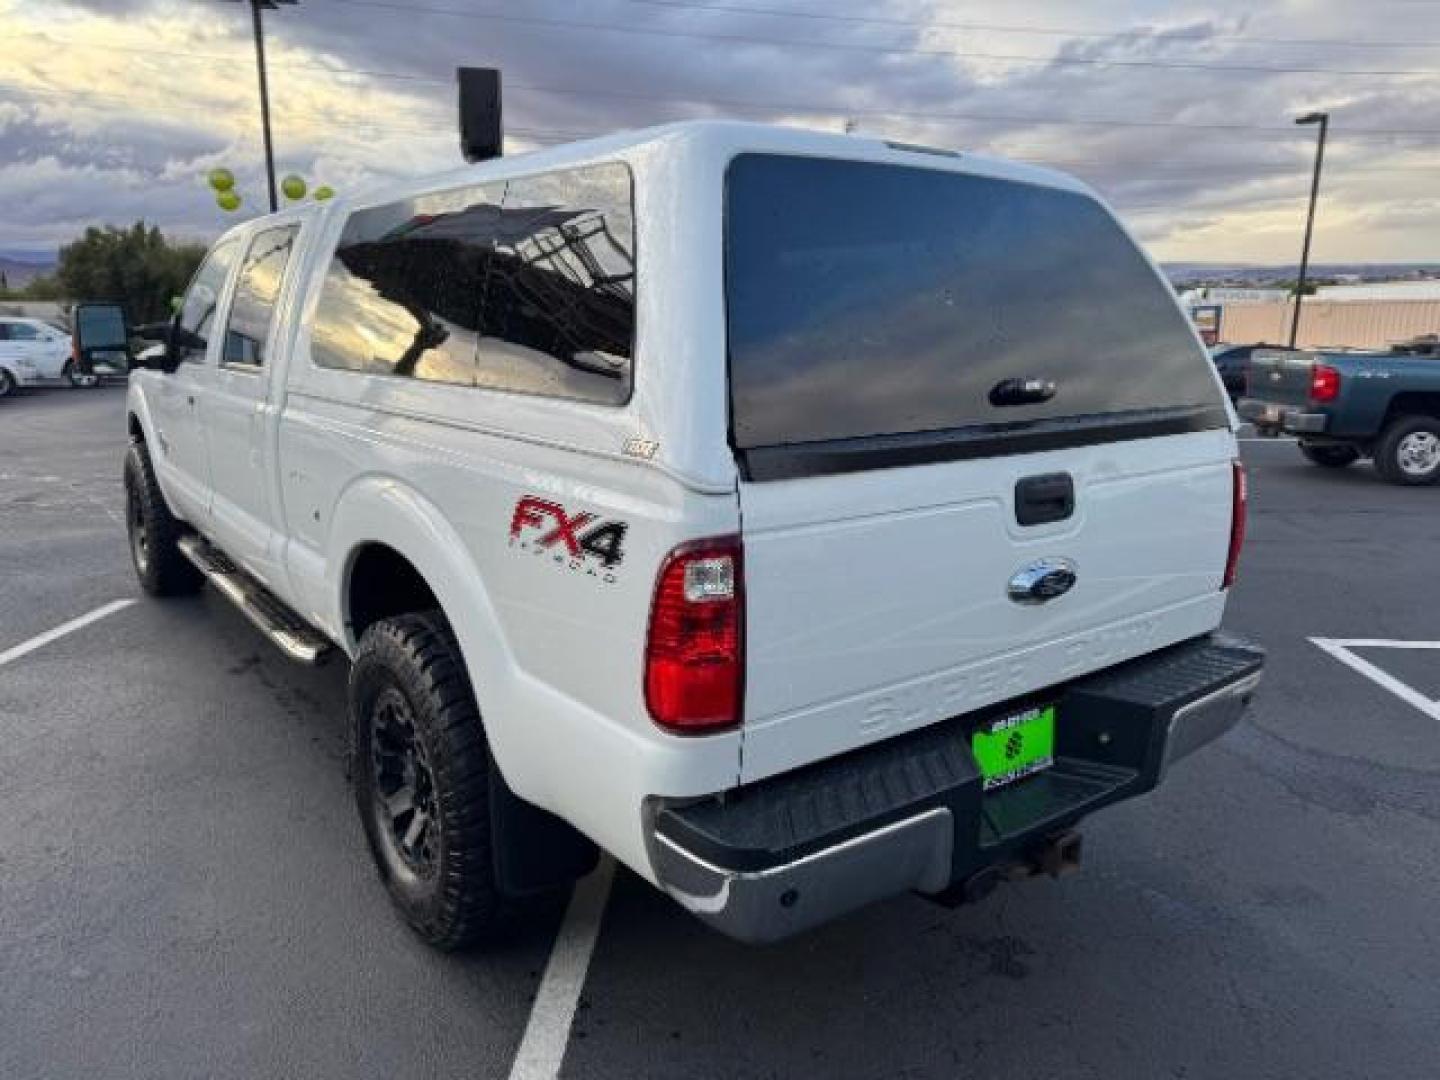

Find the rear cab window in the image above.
[{"left": 724, "top": 154, "right": 1227, "bottom": 478}]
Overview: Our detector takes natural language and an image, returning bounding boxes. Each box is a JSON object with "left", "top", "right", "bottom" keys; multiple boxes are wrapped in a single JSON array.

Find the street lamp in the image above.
[
  {"left": 1290, "top": 110, "right": 1329, "bottom": 348},
  {"left": 221, "top": 0, "right": 298, "bottom": 213}
]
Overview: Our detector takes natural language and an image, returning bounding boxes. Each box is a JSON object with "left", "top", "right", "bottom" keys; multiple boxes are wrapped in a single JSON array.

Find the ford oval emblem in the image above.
[{"left": 1007, "top": 558, "right": 1078, "bottom": 605}]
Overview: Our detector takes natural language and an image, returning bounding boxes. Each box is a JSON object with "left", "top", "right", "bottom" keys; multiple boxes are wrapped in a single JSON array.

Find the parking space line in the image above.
[
  {"left": 508, "top": 856, "right": 616, "bottom": 1080},
  {"left": 1310, "top": 637, "right": 1440, "bottom": 721},
  {"left": 0, "top": 599, "right": 137, "bottom": 668}
]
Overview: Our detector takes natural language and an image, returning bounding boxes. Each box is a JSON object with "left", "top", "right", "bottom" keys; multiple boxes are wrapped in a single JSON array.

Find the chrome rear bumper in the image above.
[{"left": 653, "top": 809, "right": 954, "bottom": 944}]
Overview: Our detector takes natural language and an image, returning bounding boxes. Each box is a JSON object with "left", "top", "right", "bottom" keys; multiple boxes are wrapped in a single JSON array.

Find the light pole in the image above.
[
  {"left": 1290, "top": 110, "right": 1329, "bottom": 348},
  {"left": 222, "top": 0, "right": 297, "bottom": 213}
]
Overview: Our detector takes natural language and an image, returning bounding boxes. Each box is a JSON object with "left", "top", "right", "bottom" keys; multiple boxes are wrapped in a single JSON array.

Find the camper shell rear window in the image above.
[{"left": 724, "top": 154, "right": 1226, "bottom": 479}]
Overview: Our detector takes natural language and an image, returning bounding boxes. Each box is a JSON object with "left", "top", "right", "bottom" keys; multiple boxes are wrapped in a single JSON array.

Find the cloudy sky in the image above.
[{"left": 2, "top": 0, "right": 1438, "bottom": 264}]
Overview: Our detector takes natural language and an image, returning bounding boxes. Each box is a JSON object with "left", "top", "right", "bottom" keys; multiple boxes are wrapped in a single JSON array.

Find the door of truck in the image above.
[
  {"left": 202, "top": 221, "right": 304, "bottom": 582},
  {"left": 150, "top": 237, "right": 243, "bottom": 524},
  {"left": 724, "top": 153, "right": 1238, "bottom": 783}
]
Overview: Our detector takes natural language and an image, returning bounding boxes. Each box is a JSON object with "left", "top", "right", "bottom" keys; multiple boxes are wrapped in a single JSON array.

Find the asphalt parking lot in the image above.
[{"left": 3, "top": 386, "right": 1438, "bottom": 1079}]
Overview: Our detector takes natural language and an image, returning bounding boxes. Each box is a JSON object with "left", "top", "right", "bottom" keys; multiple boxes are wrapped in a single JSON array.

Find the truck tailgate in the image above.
[
  {"left": 738, "top": 429, "right": 1235, "bottom": 783},
  {"left": 1245, "top": 349, "right": 1314, "bottom": 407},
  {"left": 722, "top": 152, "right": 1237, "bottom": 784}
]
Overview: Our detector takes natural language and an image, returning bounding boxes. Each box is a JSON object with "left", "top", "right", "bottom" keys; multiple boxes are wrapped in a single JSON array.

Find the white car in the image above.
[
  {"left": 121, "top": 121, "right": 1263, "bottom": 948},
  {"left": 0, "top": 316, "right": 98, "bottom": 394}
]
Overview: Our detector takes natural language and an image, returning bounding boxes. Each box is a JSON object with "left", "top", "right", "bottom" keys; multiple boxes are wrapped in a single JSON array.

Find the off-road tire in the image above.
[
  {"left": 1373, "top": 415, "right": 1440, "bottom": 486},
  {"left": 1298, "top": 442, "right": 1360, "bottom": 469},
  {"left": 123, "top": 440, "right": 203, "bottom": 596},
  {"left": 350, "top": 612, "right": 507, "bottom": 950}
]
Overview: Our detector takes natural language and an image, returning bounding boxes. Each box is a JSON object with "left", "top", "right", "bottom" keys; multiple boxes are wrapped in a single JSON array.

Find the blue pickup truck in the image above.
[{"left": 1240, "top": 336, "right": 1440, "bottom": 485}]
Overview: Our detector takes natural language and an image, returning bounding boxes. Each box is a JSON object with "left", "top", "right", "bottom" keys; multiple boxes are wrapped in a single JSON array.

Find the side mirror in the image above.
[
  {"left": 71, "top": 301, "right": 132, "bottom": 377},
  {"left": 132, "top": 317, "right": 192, "bottom": 373}
]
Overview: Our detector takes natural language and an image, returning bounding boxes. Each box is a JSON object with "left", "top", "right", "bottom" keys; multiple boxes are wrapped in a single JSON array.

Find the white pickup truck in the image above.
[{"left": 121, "top": 121, "right": 1263, "bottom": 948}]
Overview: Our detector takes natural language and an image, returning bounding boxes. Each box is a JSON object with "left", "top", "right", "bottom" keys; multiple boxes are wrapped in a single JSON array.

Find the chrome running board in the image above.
[{"left": 178, "top": 534, "right": 334, "bottom": 665}]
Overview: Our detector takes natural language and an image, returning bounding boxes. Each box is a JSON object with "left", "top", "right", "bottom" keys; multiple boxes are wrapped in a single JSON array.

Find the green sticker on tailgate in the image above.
[{"left": 972, "top": 705, "right": 1055, "bottom": 790}]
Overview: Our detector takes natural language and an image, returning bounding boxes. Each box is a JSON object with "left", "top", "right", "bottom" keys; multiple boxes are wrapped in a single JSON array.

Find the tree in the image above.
[
  {"left": 21, "top": 275, "right": 63, "bottom": 301},
  {"left": 55, "top": 222, "right": 206, "bottom": 325}
]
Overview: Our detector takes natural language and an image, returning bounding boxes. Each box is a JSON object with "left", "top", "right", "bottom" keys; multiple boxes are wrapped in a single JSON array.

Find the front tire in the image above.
[
  {"left": 1374, "top": 415, "right": 1440, "bottom": 486},
  {"left": 123, "top": 440, "right": 203, "bottom": 596},
  {"left": 0, "top": 369, "right": 15, "bottom": 398},
  {"left": 1298, "top": 442, "right": 1360, "bottom": 469},
  {"left": 350, "top": 612, "right": 507, "bottom": 949}
]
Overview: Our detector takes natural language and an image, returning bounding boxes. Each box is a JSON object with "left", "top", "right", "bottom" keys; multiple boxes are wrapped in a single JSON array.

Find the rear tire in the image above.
[
  {"left": 1374, "top": 415, "right": 1440, "bottom": 486},
  {"left": 124, "top": 440, "right": 203, "bottom": 596},
  {"left": 1298, "top": 442, "right": 1360, "bottom": 469},
  {"left": 350, "top": 612, "right": 508, "bottom": 950}
]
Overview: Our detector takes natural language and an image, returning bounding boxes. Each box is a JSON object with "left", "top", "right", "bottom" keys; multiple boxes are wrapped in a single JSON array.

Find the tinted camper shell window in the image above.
[{"left": 724, "top": 154, "right": 1226, "bottom": 477}]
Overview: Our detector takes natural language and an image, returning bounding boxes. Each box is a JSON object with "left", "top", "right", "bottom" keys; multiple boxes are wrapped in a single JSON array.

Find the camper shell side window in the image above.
[{"left": 309, "top": 162, "right": 636, "bottom": 407}]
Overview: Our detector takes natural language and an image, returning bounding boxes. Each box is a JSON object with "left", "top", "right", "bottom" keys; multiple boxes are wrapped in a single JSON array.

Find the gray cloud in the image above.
[{"left": 3, "top": 0, "right": 1439, "bottom": 261}]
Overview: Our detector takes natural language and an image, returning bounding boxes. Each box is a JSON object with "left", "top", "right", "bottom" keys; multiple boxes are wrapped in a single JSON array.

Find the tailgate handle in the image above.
[{"left": 1015, "top": 472, "right": 1074, "bottom": 526}]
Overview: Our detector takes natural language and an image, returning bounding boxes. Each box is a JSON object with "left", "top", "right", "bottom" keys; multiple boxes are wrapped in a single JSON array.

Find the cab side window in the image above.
[
  {"left": 6, "top": 322, "right": 41, "bottom": 341},
  {"left": 224, "top": 224, "right": 300, "bottom": 368},
  {"left": 176, "top": 238, "right": 241, "bottom": 364}
]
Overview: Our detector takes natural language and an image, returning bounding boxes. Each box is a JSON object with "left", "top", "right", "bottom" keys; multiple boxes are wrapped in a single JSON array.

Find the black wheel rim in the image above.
[
  {"left": 126, "top": 480, "right": 149, "bottom": 572},
  {"left": 370, "top": 687, "right": 440, "bottom": 877}
]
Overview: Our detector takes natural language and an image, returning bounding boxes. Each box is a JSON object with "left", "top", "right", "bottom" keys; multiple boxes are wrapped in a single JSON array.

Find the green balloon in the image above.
[
  {"left": 216, "top": 191, "right": 242, "bottom": 212},
  {"left": 313, "top": 185, "right": 335, "bottom": 202},
  {"left": 281, "top": 174, "right": 307, "bottom": 201},
  {"left": 207, "top": 168, "right": 235, "bottom": 192}
]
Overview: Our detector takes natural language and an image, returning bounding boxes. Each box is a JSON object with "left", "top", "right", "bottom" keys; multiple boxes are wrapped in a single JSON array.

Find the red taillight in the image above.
[
  {"left": 644, "top": 536, "right": 743, "bottom": 733},
  {"left": 1223, "top": 460, "right": 1247, "bottom": 590},
  {"left": 1309, "top": 363, "right": 1341, "bottom": 403}
]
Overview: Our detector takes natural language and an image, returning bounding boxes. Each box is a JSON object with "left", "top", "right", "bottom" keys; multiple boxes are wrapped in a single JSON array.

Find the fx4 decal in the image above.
[{"left": 509, "top": 496, "right": 628, "bottom": 582}]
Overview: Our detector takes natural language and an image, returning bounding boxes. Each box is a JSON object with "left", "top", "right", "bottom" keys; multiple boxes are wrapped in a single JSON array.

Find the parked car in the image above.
[
  {"left": 115, "top": 120, "right": 1262, "bottom": 948},
  {"left": 0, "top": 316, "right": 97, "bottom": 394},
  {"left": 1241, "top": 341, "right": 1440, "bottom": 484},
  {"left": 1209, "top": 342, "right": 1283, "bottom": 402}
]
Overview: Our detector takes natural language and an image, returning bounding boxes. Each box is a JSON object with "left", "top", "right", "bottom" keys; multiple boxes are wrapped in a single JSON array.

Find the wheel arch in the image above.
[
  {"left": 1381, "top": 392, "right": 1440, "bottom": 429},
  {"left": 328, "top": 475, "right": 518, "bottom": 734},
  {"left": 126, "top": 379, "right": 159, "bottom": 444}
]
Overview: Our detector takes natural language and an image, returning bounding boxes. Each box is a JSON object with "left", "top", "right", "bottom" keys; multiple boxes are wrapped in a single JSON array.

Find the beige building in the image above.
[{"left": 1219, "top": 298, "right": 1440, "bottom": 350}]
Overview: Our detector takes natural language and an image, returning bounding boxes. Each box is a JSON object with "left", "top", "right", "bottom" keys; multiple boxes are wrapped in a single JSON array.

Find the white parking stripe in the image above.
[
  {"left": 1310, "top": 638, "right": 1440, "bottom": 722},
  {"left": 508, "top": 856, "right": 616, "bottom": 1080},
  {"left": 0, "top": 599, "right": 137, "bottom": 668}
]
